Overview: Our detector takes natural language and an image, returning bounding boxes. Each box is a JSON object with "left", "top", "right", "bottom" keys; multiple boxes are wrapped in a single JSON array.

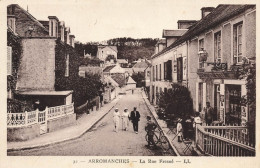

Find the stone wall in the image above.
[
  {"left": 17, "top": 38, "right": 56, "bottom": 90},
  {"left": 47, "top": 113, "right": 76, "bottom": 132},
  {"left": 7, "top": 124, "right": 40, "bottom": 141}
]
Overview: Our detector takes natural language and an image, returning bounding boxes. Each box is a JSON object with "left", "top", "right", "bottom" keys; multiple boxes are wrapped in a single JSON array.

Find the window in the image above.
[
  {"left": 65, "top": 54, "right": 69, "bottom": 77},
  {"left": 199, "top": 39, "right": 205, "bottom": 69},
  {"left": 233, "top": 23, "right": 243, "bottom": 64},
  {"left": 159, "top": 64, "right": 161, "bottom": 80},
  {"left": 164, "top": 60, "right": 172, "bottom": 81},
  {"left": 214, "top": 32, "right": 221, "bottom": 63},
  {"left": 156, "top": 65, "right": 158, "bottom": 81},
  {"left": 7, "top": 46, "right": 12, "bottom": 75},
  {"left": 153, "top": 66, "right": 155, "bottom": 81},
  {"left": 177, "top": 57, "right": 183, "bottom": 82},
  {"left": 199, "top": 38, "right": 204, "bottom": 51}
]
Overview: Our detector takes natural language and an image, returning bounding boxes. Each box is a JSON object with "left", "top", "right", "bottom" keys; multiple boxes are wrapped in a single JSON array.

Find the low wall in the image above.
[
  {"left": 7, "top": 124, "right": 40, "bottom": 141},
  {"left": 47, "top": 113, "right": 76, "bottom": 132}
]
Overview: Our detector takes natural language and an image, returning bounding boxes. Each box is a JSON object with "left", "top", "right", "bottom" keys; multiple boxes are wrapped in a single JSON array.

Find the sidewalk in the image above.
[
  {"left": 7, "top": 95, "right": 122, "bottom": 152},
  {"left": 141, "top": 91, "right": 203, "bottom": 156}
]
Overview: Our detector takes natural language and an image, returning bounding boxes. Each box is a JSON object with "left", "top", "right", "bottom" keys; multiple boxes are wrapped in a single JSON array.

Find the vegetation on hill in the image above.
[{"left": 75, "top": 38, "right": 158, "bottom": 63}]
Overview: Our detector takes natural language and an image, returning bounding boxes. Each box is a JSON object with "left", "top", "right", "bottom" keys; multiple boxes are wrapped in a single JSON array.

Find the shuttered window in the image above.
[
  {"left": 177, "top": 57, "right": 183, "bottom": 82},
  {"left": 7, "top": 46, "right": 12, "bottom": 75}
]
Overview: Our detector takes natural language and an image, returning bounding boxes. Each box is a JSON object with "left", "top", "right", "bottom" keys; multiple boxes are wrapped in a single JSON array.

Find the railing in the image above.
[
  {"left": 196, "top": 125, "right": 255, "bottom": 156},
  {"left": 7, "top": 103, "right": 74, "bottom": 128}
]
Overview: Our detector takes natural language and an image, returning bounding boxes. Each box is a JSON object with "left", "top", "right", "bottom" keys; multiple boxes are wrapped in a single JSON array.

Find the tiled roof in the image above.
[
  {"left": 111, "top": 74, "right": 125, "bottom": 87},
  {"left": 152, "top": 5, "right": 255, "bottom": 59},
  {"left": 103, "top": 65, "right": 116, "bottom": 72},
  {"left": 97, "top": 45, "right": 118, "bottom": 52},
  {"left": 162, "top": 29, "right": 187, "bottom": 37}
]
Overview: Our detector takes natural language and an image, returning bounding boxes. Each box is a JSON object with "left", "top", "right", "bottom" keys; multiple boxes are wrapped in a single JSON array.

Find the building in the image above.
[
  {"left": 117, "top": 59, "right": 128, "bottom": 68},
  {"left": 126, "top": 76, "right": 137, "bottom": 91},
  {"left": 96, "top": 45, "right": 118, "bottom": 66},
  {"left": 7, "top": 4, "right": 78, "bottom": 108},
  {"left": 150, "top": 5, "right": 256, "bottom": 127}
]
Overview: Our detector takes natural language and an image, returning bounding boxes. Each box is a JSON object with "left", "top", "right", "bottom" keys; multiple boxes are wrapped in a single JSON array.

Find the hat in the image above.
[
  {"left": 177, "top": 118, "right": 182, "bottom": 122},
  {"left": 146, "top": 116, "right": 151, "bottom": 120},
  {"left": 124, "top": 107, "right": 128, "bottom": 110},
  {"left": 115, "top": 108, "right": 119, "bottom": 111}
]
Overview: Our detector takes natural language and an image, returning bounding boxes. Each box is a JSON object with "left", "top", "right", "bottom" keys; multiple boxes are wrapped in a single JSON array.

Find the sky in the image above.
[{"left": 13, "top": 0, "right": 222, "bottom": 43}]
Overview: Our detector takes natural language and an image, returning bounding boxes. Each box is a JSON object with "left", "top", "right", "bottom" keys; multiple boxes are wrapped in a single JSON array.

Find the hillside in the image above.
[{"left": 75, "top": 38, "right": 158, "bottom": 62}]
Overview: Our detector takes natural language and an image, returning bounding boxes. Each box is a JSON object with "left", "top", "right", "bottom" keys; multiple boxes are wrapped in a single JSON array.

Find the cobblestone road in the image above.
[{"left": 8, "top": 91, "right": 170, "bottom": 156}]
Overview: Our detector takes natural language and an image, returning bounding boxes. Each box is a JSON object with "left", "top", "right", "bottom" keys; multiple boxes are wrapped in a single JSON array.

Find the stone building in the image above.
[{"left": 7, "top": 4, "right": 78, "bottom": 108}]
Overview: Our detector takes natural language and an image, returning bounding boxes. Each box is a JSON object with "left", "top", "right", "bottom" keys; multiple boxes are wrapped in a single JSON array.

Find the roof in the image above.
[
  {"left": 97, "top": 45, "right": 118, "bottom": 53},
  {"left": 152, "top": 5, "right": 255, "bottom": 59},
  {"left": 8, "top": 4, "right": 48, "bottom": 33},
  {"left": 127, "top": 76, "right": 136, "bottom": 84},
  {"left": 117, "top": 59, "right": 128, "bottom": 64},
  {"left": 103, "top": 65, "right": 116, "bottom": 72},
  {"left": 111, "top": 74, "right": 125, "bottom": 87},
  {"left": 132, "top": 61, "right": 150, "bottom": 69},
  {"left": 177, "top": 20, "right": 198, "bottom": 23},
  {"left": 104, "top": 76, "right": 119, "bottom": 87},
  {"left": 162, "top": 29, "right": 187, "bottom": 37},
  {"left": 17, "top": 90, "right": 73, "bottom": 96}
]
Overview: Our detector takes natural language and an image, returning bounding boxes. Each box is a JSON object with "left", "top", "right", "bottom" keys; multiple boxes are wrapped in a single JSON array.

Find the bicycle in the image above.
[{"left": 145, "top": 128, "right": 167, "bottom": 149}]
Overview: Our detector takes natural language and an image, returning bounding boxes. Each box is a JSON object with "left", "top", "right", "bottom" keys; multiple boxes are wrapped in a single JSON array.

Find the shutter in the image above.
[
  {"left": 164, "top": 62, "right": 167, "bottom": 79},
  {"left": 7, "top": 46, "right": 12, "bottom": 75},
  {"left": 177, "top": 57, "right": 183, "bottom": 82}
]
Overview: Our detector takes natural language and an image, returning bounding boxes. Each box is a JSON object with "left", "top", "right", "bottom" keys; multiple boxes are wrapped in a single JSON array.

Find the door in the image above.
[{"left": 38, "top": 110, "right": 47, "bottom": 134}]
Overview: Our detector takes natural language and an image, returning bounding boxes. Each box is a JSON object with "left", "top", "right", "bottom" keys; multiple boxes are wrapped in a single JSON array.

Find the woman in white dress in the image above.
[
  {"left": 113, "top": 108, "right": 120, "bottom": 133},
  {"left": 122, "top": 107, "right": 130, "bottom": 131},
  {"left": 176, "top": 118, "right": 183, "bottom": 142}
]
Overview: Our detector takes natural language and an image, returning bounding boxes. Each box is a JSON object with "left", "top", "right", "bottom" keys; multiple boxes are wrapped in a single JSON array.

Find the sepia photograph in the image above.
[{"left": 1, "top": 0, "right": 259, "bottom": 167}]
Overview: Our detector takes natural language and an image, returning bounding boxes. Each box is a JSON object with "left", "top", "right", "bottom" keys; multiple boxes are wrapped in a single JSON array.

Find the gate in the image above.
[{"left": 38, "top": 110, "right": 47, "bottom": 134}]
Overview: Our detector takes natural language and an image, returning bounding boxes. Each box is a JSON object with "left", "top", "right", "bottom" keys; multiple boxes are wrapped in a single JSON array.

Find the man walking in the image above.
[
  {"left": 145, "top": 116, "right": 157, "bottom": 149},
  {"left": 130, "top": 107, "right": 140, "bottom": 134}
]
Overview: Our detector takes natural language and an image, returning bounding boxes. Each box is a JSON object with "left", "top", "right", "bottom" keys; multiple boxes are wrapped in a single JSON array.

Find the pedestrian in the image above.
[
  {"left": 193, "top": 112, "right": 202, "bottom": 128},
  {"left": 132, "top": 89, "right": 134, "bottom": 94},
  {"left": 145, "top": 116, "right": 157, "bottom": 149},
  {"left": 113, "top": 108, "right": 120, "bottom": 133},
  {"left": 122, "top": 107, "right": 130, "bottom": 131},
  {"left": 204, "top": 102, "right": 214, "bottom": 125},
  {"left": 130, "top": 107, "right": 140, "bottom": 134},
  {"left": 176, "top": 118, "right": 183, "bottom": 142}
]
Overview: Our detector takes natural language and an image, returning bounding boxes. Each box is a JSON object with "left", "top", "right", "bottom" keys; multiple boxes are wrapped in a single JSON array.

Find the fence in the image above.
[
  {"left": 195, "top": 125, "right": 255, "bottom": 156},
  {"left": 7, "top": 103, "right": 74, "bottom": 128}
]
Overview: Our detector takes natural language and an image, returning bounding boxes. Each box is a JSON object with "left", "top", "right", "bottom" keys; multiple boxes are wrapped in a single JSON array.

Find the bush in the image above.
[{"left": 158, "top": 83, "right": 193, "bottom": 121}]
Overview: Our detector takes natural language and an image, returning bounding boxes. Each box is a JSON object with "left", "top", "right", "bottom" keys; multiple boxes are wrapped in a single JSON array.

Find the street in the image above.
[{"left": 8, "top": 91, "right": 171, "bottom": 156}]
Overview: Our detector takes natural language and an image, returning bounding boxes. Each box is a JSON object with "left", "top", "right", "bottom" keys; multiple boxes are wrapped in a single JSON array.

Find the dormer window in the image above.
[
  {"left": 48, "top": 16, "right": 59, "bottom": 37},
  {"left": 7, "top": 15, "right": 16, "bottom": 33}
]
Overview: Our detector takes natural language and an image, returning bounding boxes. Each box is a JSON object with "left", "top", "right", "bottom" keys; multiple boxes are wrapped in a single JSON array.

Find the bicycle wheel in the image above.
[
  {"left": 153, "top": 134, "right": 159, "bottom": 144},
  {"left": 159, "top": 135, "right": 167, "bottom": 144}
]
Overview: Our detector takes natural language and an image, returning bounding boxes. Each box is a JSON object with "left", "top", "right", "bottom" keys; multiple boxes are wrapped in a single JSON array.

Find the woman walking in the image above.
[
  {"left": 113, "top": 108, "right": 120, "bottom": 133},
  {"left": 122, "top": 107, "right": 130, "bottom": 131},
  {"left": 177, "top": 118, "right": 183, "bottom": 142}
]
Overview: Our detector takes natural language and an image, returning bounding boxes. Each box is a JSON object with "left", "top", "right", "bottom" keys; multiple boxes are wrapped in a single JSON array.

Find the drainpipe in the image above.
[{"left": 186, "top": 41, "right": 189, "bottom": 88}]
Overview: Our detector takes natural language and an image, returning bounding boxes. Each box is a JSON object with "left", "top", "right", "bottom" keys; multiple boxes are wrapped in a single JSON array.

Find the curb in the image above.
[
  {"left": 7, "top": 96, "right": 121, "bottom": 152},
  {"left": 141, "top": 92, "right": 180, "bottom": 156}
]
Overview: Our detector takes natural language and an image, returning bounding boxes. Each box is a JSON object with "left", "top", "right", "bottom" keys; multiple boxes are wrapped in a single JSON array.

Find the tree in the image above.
[
  {"left": 131, "top": 72, "right": 145, "bottom": 87},
  {"left": 157, "top": 83, "right": 193, "bottom": 123}
]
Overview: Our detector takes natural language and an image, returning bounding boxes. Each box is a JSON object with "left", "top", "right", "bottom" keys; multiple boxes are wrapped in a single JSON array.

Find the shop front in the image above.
[{"left": 196, "top": 71, "right": 248, "bottom": 126}]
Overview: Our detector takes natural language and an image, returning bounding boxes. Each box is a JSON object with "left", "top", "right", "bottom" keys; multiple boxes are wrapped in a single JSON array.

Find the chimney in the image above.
[
  {"left": 59, "top": 21, "right": 65, "bottom": 42},
  {"left": 69, "top": 35, "right": 75, "bottom": 47},
  {"left": 65, "top": 27, "right": 70, "bottom": 45},
  {"left": 48, "top": 16, "right": 59, "bottom": 37},
  {"left": 201, "top": 7, "right": 215, "bottom": 18},
  {"left": 177, "top": 20, "right": 197, "bottom": 29}
]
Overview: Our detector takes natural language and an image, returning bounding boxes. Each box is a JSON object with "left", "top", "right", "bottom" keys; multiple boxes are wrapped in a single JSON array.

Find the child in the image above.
[
  {"left": 193, "top": 112, "right": 202, "bottom": 128},
  {"left": 176, "top": 118, "right": 183, "bottom": 142}
]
